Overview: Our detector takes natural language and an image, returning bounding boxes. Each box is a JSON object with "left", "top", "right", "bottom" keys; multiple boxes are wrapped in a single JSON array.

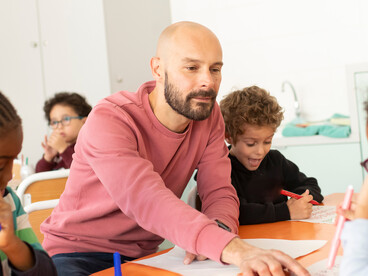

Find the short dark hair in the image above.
[
  {"left": 0, "top": 92, "right": 22, "bottom": 136},
  {"left": 220, "top": 86, "right": 284, "bottom": 144},
  {"left": 44, "top": 92, "right": 92, "bottom": 123}
]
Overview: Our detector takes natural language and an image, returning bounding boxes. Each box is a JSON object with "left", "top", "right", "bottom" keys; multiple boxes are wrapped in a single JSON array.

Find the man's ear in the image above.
[{"left": 150, "top": 57, "right": 163, "bottom": 81}]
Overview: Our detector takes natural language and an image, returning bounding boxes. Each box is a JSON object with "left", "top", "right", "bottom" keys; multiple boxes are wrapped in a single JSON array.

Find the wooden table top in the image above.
[{"left": 92, "top": 193, "right": 349, "bottom": 275}]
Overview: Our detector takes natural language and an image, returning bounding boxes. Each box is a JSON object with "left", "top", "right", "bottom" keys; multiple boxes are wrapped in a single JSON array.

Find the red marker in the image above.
[{"left": 281, "top": 189, "right": 320, "bottom": 205}]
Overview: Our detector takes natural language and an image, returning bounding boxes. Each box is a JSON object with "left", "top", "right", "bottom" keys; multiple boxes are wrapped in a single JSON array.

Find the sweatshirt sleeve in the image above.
[
  {"left": 10, "top": 189, "right": 57, "bottom": 275},
  {"left": 10, "top": 243, "right": 57, "bottom": 276},
  {"left": 78, "top": 103, "right": 238, "bottom": 263},
  {"left": 35, "top": 157, "right": 55, "bottom": 173},
  {"left": 35, "top": 144, "right": 74, "bottom": 172},
  {"left": 195, "top": 105, "right": 240, "bottom": 233},
  {"left": 229, "top": 163, "right": 290, "bottom": 225},
  {"left": 279, "top": 151, "right": 324, "bottom": 203},
  {"left": 238, "top": 198, "right": 290, "bottom": 225},
  {"left": 340, "top": 219, "right": 368, "bottom": 275},
  {"left": 59, "top": 144, "right": 74, "bottom": 168}
]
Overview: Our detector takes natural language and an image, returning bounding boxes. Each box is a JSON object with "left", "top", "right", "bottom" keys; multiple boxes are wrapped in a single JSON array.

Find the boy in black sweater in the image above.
[{"left": 220, "top": 86, "right": 324, "bottom": 225}]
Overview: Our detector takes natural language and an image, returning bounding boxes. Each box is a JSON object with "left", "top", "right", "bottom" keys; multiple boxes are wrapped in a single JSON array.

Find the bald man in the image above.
[{"left": 41, "top": 22, "right": 309, "bottom": 276}]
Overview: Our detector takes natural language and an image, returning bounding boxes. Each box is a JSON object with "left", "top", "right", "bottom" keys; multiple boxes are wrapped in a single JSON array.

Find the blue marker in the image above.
[{"left": 113, "top": 252, "right": 122, "bottom": 276}]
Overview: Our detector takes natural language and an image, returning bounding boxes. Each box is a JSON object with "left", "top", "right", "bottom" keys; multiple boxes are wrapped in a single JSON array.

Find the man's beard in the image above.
[{"left": 164, "top": 74, "right": 217, "bottom": 121}]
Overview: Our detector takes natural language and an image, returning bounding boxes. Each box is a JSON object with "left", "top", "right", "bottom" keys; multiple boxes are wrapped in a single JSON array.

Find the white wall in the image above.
[
  {"left": 5, "top": 0, "right": 368, "bottom": 170},
  {"left": 0, "top": 0, "right": 111, "bottom": 167},
  {"left": 38, "top": 0, "right": 111, "bottom": 106},
  {"left": 1, "top": 0, "right": 173, "bottom": 169},
  {"left": 170, "top": 0, "right": 368, "bottom": 124},
  {"left": 103, "top": 0, "right": 171, "bottom": 93}
]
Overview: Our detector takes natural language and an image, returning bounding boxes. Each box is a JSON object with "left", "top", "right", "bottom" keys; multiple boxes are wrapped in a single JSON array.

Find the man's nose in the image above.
[{"left": 200, "top": 70, "right": 215, "bottom": 88}]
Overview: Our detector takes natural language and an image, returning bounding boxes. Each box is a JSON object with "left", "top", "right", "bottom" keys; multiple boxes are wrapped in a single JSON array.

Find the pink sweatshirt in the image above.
[{"left": 41, "top": 81, "right": 239, "bottom": 263}]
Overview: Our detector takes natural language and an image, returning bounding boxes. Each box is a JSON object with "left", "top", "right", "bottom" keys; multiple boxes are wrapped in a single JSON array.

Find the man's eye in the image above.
[
  {"left": 63, "top": 117, "right": 72, "bottom": 122},
  {"left": 186, "top": 66, "right": 197, "bottom": 71},
  {"left": 246, "top": 143, "right": 255, "bottom": 147}
]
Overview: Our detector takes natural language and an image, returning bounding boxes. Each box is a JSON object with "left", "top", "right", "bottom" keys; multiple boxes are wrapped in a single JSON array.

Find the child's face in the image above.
[
  {"left": 227, "top": 124, "right": 275, "bottom": 171},
  {"left": 0, "top": 126, "right": 22, "bottom": 196},
  {"left": 50, "top": 104, "right": 86, "bottom": 144}
]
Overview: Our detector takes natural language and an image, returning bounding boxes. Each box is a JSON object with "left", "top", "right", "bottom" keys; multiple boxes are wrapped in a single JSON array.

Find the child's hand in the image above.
[
  {"left": 0, "top": 198, "right": 35, "bottom": 271},
  {"left": 47, "top": 131, "right": 68, "bottom": 154},
  {"left": 287, "top": 189, "right": 313, "bottom": 220},
  {"left": 338, "top": 176, "right": 368, "bottom": 220},
  {"left": 336, "top": 201, "right": 356, "bottom": 221},
  {"left": 42, "top": 134, "right": 58, "bottom": 162},
  {"left": 0, "top": 197, "right": 16, "bottom": 249}
]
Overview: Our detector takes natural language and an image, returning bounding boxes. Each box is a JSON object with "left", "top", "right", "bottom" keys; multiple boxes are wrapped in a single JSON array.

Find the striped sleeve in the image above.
[{"left": 6, "top": 187, "right": 44, "bottom": 251}]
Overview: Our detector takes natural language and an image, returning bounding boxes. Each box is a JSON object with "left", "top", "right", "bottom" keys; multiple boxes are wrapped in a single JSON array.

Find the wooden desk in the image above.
[{"left": 92, "top": 193, "right": 347, "bottom": 276}]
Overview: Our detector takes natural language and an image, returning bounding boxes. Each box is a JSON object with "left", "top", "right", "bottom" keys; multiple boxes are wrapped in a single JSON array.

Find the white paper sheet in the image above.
[
  {"left": 296, "top": 206, "right": 337, "bottom": 224},
  {"left": 135, "top": 239, "right": 327, "bottom": 276},
  {"left": 304, "top": 256, "right": 342, "bottom": 276}
]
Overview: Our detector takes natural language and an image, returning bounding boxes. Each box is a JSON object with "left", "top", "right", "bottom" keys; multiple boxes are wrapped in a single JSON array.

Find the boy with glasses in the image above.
[{"left": 35, "top": 92, "right": 92, "bottom": 172}]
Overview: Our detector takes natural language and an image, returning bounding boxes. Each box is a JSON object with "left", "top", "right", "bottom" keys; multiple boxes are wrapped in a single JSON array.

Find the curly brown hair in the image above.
[
  {"left": 43, "top": 92, "right": 92, "bottom": 124},
  {"left": 220, "top": 86, "right": 284, "bottom": 144}
]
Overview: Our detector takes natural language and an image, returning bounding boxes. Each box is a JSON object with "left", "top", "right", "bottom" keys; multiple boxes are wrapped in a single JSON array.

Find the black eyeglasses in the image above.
[
  {"left": 49, "top": 116, "right": 84, "bottom": 129},
  {"left": 361, "top": 158, "right": 368, "bottom": 173}
]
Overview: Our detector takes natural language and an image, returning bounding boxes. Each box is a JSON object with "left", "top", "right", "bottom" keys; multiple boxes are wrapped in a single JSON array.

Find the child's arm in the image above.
[
  {"left": 0, "top": 197, "right": 35, "bottom": 271},
  {"left": 238, "top": 197, "right": 291, "bottom": 224},
  {"left": 280, "top": 152, "right": 324, "bottom": 203},
  {"left": 59, "top": 144, "right": 75, "bottom": 168},
  {"left": 340, "top": 176, "right": 368, "bottom": 275}
]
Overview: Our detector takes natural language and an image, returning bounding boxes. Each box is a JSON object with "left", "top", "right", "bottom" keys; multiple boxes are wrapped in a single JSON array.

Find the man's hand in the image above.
[
  {"left": 221, "top": 238, "right": 310, "bottom": 276},
  {"left": 287, "top": 190, "right": 313, "bottom": 220},
  {"left": 183, "top": 251, "right": 207, "bottom": 265}
]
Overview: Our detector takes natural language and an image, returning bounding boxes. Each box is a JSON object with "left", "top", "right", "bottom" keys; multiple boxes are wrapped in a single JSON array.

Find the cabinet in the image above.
[
  {"left": 348, "top": 63, "right": 368, "bottom": 178},
  {"left": 102, "top": 0, "right": 171, "bottom": 93},
  {"left": 273, "top": 143, "right": 363, "bottom": 195},
  {"left": 0, "top": 0, "right": 111, "bottom": 165},
  {"left": 0, "top": 0, "right": 172, "bottom": 166}
]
